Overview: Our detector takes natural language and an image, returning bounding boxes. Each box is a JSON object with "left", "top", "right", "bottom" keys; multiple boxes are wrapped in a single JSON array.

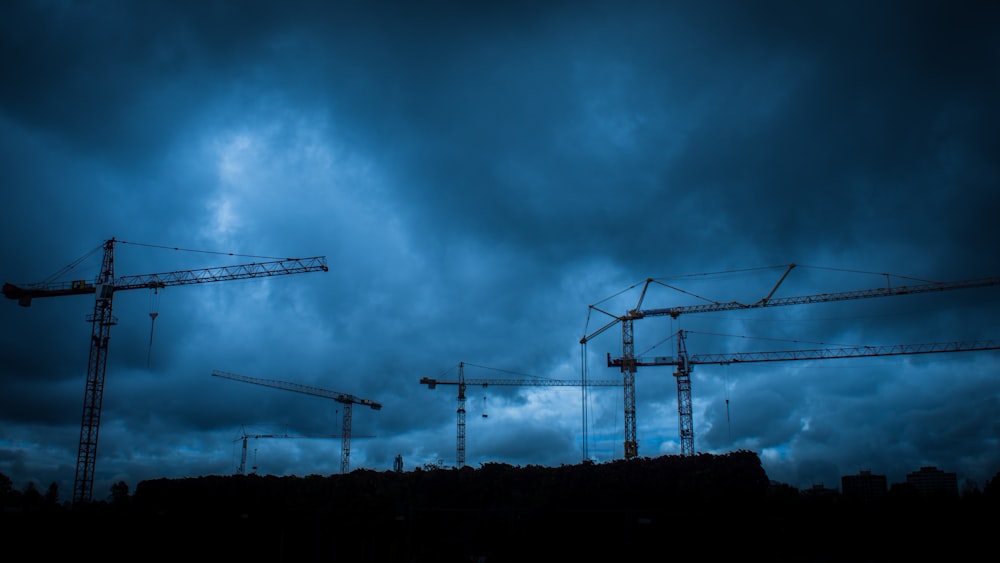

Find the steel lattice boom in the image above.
[
  {"left": 4, "top": 257, "right": 328, "bottom": 306},
  {"left": 609, "top": 335, "right": 1000, "bottom": 367}
]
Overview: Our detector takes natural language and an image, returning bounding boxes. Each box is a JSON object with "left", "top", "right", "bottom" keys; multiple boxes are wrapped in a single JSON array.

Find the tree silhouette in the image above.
[
  {"left": 0, "top": 472, "right": 12, "bottom": 498},
  {"left": 109, "top": 480, "right": 130, "bottom": 505},
  {"left": 21, "top": 481, "right": 42, "bottom": 507},
  {"left": 44, "top": 481, "right": 59, "bottom": 505}
]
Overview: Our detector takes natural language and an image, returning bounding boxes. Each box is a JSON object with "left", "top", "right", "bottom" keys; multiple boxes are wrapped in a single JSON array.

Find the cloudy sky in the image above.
[{"left": 2, "top": 0, "right": 999, "bottom": 501}]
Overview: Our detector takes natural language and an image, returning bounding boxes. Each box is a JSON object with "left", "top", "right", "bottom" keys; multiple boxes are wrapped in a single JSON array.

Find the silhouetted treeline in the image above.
[{"left": 3, "top": 450, "right": 997, "bottom": 562}]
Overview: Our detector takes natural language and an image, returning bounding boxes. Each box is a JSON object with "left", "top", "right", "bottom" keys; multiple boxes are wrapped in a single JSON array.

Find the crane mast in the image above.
[
  {"left": 420, "top": 361, "right": 619, "bottom": 467},
  {"left": 582, "top": 264, "right": 1000, "bottom": 461},
  {"left": 212, "top": 370, "right": 381, "bottom": 474},
  {"left": 3, "top": 238, "right": 328, "bottom": 505}
]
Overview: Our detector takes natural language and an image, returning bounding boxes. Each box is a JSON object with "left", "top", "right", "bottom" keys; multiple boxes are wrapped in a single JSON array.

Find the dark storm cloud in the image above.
[{"left": 1, "top": 0, "right": 999, "bottom": 500}]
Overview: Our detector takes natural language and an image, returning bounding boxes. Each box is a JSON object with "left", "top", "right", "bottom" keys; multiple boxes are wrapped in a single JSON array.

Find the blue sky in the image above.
[{"left": 2, "top": 0, "right": 999, "bottom": 500}]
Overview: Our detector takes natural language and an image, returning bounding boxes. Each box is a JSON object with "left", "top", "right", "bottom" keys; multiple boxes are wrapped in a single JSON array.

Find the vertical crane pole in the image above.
[
  {"left": 239, "top": 434, "right": 250, "bottom": 475},
  {"left": 75, "top": 239, "right": 116, "bottom": 504},
  {"left": 621, "top": 318, "right": 638, "bottom": 460},
  {"left": 675, "top": 329, "right": 694, "bottom": 456},
  {"left": 580, "top": 343, "right": 588, "bottom": 461},
  {"left": 340, "top": 402, "right": 354, "bottom": 475}
]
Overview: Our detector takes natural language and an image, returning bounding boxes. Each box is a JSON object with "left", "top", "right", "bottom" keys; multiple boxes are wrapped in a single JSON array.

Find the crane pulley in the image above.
[{"left": 3, "top": 238, "right": 328, "bottom": 504}]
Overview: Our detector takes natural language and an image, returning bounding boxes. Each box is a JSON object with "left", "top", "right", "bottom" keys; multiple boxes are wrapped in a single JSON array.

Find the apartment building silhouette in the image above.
[{"left": 905, "top": 466, "right": 958, "bottom": 497}]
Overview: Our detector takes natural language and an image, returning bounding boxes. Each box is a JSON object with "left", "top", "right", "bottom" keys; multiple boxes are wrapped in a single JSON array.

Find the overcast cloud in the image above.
[{"left": 2, "top": 0, "right": 999, "bottom": 500}]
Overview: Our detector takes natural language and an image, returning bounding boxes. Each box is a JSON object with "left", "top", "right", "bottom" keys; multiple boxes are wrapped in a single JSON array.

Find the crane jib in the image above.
[
  {"left": 637, "top": 276, "right": 1000, "bottom": 319},
  {"left": 607, "top": 340, "right": 1000, "bottom": 367},
  {"left": 2, "top": 256, "right": 328, "bottom": 306}
]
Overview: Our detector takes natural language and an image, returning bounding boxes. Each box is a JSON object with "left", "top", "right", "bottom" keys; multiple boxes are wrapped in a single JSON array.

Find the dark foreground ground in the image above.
[{"left": 4, "top": 451, "right": 997, "bottom": 562}]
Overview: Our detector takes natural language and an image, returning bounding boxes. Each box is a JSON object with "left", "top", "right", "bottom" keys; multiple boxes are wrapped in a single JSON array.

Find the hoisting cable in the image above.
[
  {"left": 118, "top": 239, "right": 289, "bottom": 261},
  {"left": 724, "top": 362, "right": 732, "bottom": 444},
  {"left": 581, "top": 340, "right": 589, "bottom": 461},
  {"left": 147, "top": 287, "right": 160, "bottom": 368},
  {"left": 39, "top": 243, "right": 104, "bottom": 285}
]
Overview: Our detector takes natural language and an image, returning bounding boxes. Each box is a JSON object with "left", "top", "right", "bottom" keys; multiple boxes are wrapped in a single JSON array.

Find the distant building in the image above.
[
  {"left": 841, "top": 470, "right": 887, "bottom": 501},
  {"left": 905, "top": 466, "right": 958, "bottom": 498},
  {"left": 801, "top": 483, "right": 839, "bottom": 501}
]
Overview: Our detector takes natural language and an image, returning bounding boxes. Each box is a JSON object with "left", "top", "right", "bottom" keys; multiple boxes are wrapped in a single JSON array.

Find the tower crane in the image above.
[
  {"left": 580, "top": 264, "right": 1000, "bottom": 460},
  {"left": 232, "top": 426, "right": 365, "bottom": 475},
  {"left": 2, "top": 238, "right": 328, "bottom": 504},
  {"left": 608, "top": 329, "right": 1000, "bottom": 456},
  {"left": 212, "top": 370, "right": 381, "bottom": 474},
  {"left": 420, "top": 361, "right": 620, "bottom": 467}
]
